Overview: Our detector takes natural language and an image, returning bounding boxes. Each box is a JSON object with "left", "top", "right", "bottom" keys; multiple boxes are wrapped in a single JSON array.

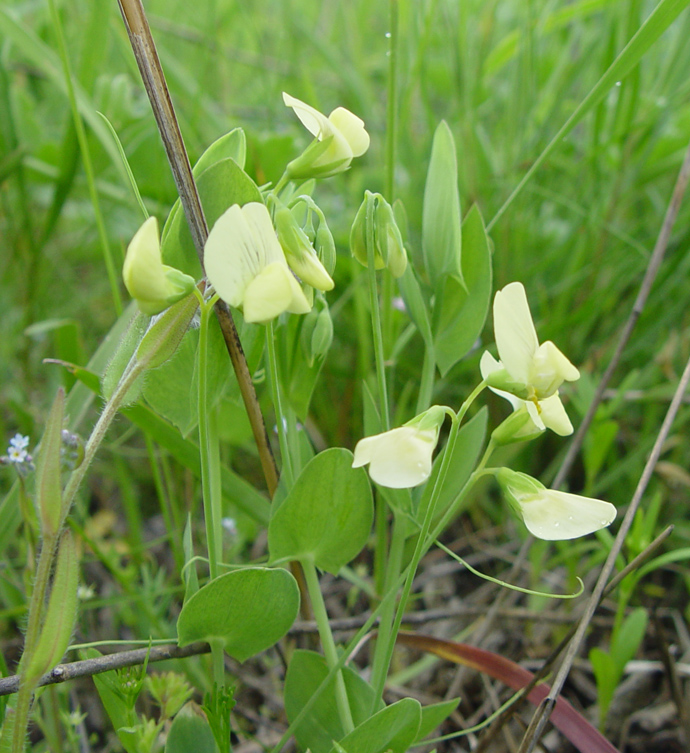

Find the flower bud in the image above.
[
  {"left": 275, "top": 207, "right": 334, "bottom": 291},
  {"left": 301, "top": 297, "right": 333, "bottom": 366},
  {"left": 123, "top": 217, "right": 196, "bottom": 315},
  {"left": 490, "top": 407, "right": 544, "bottom": 446},
  {"left": 283, "top": 93, "right": 369, "bottom": 179},
  {"left": 315, "top": 220, "right": 336, "bottom": 276},
  {"left": 350, "top": 191, "right": 407, "bottom": 278}
]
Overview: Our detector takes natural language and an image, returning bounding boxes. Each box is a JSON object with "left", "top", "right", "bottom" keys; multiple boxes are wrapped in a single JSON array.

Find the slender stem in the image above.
[
  {"left": 11, "top": 351, "right": 154, "bottom": 749},
  {"left": 372, "top": 417, "right": 462, "bottom": 700},
  {"left": 380, "top": 0, "right": 399, "bottom": 361},
  {"left": 266, "top": 321, "right": 293, "bottom": 487},
  {"left": 429, "top": 437, "right": 495, "bottom": 543},
  {"left": 302, "top": 561, "right": 354, "bottom": 734},
  {"left": 117, "top": 0, "right": 279, "bottom": 498},
  {"left": 61, "top": 361, "right": 146, "bottom": 519},
  {"left": 11, "top": 533, "right": 58, "bottom": 752},
  {"left": 48, "top": 0, "right": 122, "bottom": 315},
  {"left": 197, "top": 296, "right": 220, "bottom": 581},
  {"left": 416, "top": 345, "right": 436, "bottom": 414},
  {"left": 368, "top": 381, "right": 488, "bottom": 700},
  {"left": 369, "top": 510, "right": 406, "bottom": 707},
  {"left": 273, "top": 172, "right": 289, "bottom": 196},
  {"left": 384, "top": 0, "right": 399, "bottom": 202},
  {"left": 365, "top": 195, "right": 390, "bottom": 430}
]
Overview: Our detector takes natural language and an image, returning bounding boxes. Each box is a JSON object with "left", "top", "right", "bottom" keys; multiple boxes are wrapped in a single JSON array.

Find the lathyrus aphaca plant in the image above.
[{"left": 4, "top": 88, "right": 621, "bottom": 753}]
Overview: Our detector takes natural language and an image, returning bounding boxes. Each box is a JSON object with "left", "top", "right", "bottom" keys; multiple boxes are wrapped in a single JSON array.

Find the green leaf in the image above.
[
  {"left": 489, "top": 0, "right": 690, "bottom": 228},
  {"left": 422, "top": 121, "right": 463, "bottom": 289},
  {"left": 284, "top": 650, "right": 384, "bottom": 753},
  {"left": 176, "top": 567, "right": 299, "bottom": 662},
  {"left": 397, "top": 264, "right": 433, "bottom": 346},
  {"left": 611, "top": 607, "right": 648, "bottom": 670},
  {"left": 589, "top": 647, "right": 618, "bottom": 724},
  {"left": 418, "top": 407, "right": 488, "bottom": 524},
  {"left": 35, "top": 387, "right": 65, "bottom": 537},
  {"left": 414, "top": 698, "right": 461, "bottom": 742},
  {"left": 268, "top": 449, "right": 373, "bottom": 574},
  {"left": 433, "top": 204, "right": 492, "bottom": 376},
  {"left": 24, "top": 531, "right": 79, "bottom": 683},
  {"left": 584, "top": 419, "right": 619, "bottom": 488},
  {"left": 328, "top": 697, "right": 422, "bottom": 753},
  {"left": 142, "top": 313, "right": 228, "bottom": 437},
  {"left": 161, "top": 127, "right": 248, "bottom": 255},
  {"left": 161, "top": 157, "right": 262, "bottom": 279},
  {"left": 165, "top": 703, "right": 217, "bottom": 753},
  {"left": 0, "top": 7, "right": 129, "bottom": 187},
  {"left": 194, "top": 128, "right": 247, "bottom": 174},
  {"left": 287, "top": 312, "right": 330, "bottom": 419},
  {"left": 101, "top": 307, "right": 147, "bottom": 404}
]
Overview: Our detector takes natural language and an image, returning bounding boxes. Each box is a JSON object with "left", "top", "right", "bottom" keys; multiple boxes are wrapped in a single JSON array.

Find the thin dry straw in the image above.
[
  {"left": 473, "top": 137, "right": 690, "bottom": 748},
  {"left": 553, "top": 138, "right": 690, "bottom": 490},
  {"left": 116, "top": 0, "right": 279, "bottom": 495},
  {"left": 518, "top": 351, "right": 690, "bottom": 753}
]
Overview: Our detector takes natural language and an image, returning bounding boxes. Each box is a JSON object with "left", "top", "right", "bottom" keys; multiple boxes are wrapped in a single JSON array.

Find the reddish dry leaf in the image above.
[{"left": 396, "top": 631, "right": 620, "bottom": 753}]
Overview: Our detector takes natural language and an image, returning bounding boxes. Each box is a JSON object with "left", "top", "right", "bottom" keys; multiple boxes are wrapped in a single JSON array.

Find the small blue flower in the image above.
[{"left": 2, "top": 434, "right": 34, "bottom": 476}]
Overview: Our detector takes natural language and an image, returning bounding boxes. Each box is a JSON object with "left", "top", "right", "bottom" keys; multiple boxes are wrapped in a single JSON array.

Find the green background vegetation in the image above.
[{"left": 1, "top": 0, "right": 690, "bottom": 748}]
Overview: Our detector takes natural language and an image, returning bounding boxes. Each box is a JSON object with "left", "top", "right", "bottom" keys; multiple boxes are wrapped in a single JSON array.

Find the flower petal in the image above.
[
  {"left": 481, "top": 352, "right": 523, "bottom": 411},
  {"left": 353, "top": 426, "right": 436, "bottom": 488},
  {"left": 283, "top": 92, "right": 332, "bottom": 140},
  {"left": 287, "top": 249, "right": 334, "bottom": 291},
  {"left": 525, "top": 400, "right": 545, "bottom": 431},
  {"left": 519, "top": 489, "right": 616, "bottom": 541},
  {"left": 242, "top": 262, "right": 310, "bottom": 323},
  {"left": 532, "top": 341, "right": 580, "bottom": 397},
  {"left": 204, "top": 204, "right": 261, "bottom": 308},
  {"left": 328, "top": 107, "right": 370, "bottom": 156},
  {"left": 539, "top": 393, "right": 574, "bottom": 436},
  {"left": 493, "top": 282, "right": 539, "bottom": 386},
  {"left": 123, "top": 216, "right": 195, "bottom": 314}
]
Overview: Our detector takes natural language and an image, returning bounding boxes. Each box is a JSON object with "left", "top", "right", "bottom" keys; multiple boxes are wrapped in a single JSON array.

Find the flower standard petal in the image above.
[
  {"left": 482, "top": 351, "right": 576, "bottom": 439},
  {"left": 283, "top": 92, "right": 369, "bottom": 178},
  {"left": 282, "top": 92, "right": 331, "bottom": 139},
  {"left": 204, "top": 204, "right": 261, "bottom": 308},
  {"left": 493, "top": 282, "right": 539, "bottom": 386},
  {"left": 205, "top": 202, "right": 310, "bottom": 323}
]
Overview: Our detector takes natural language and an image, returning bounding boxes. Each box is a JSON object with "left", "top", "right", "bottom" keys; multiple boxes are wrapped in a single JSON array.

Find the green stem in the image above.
[
  {"left": 11, "top": 532, "right": 58, "bottom": 753},
  {"left": 12, "top": 355, "right": 151, "bottom": 749},
  {"left": 273, "top": 172, "right": 289, "bottom": 196},
  {"left": 61, "top": 360, "right": 147, "bottom": 520},
  {"left": 367, "top": 381, "right": 488, "bottom": 700},
  {"left": 384, "top": 0, "right": 399, "bottom": 203},
  {"left": 196, "top": 295, "right": 226, "bottom": 691},
  {"left": 266, "top": 320, "right": 293, "bottom": 487},
  {"left": 302, "top": 560, "right": 354, "bottom": 734},
  {"left": 369, "top": 510, "right": 406, "bottom": 707},
  {"left": 197, "top": 296, "right": 221, "bottom": 581},
  {"left": 365, "top": 195, "right": 390, "bottom": 430},
  {"left": 380, "top": 0, "right": 399, "bottom": 361},
  {"left": 415, "top": 344, "right": 436, "bottom": 414},
  {"left": 48, "top": 0, "right": 122, "bottom": 315}
]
